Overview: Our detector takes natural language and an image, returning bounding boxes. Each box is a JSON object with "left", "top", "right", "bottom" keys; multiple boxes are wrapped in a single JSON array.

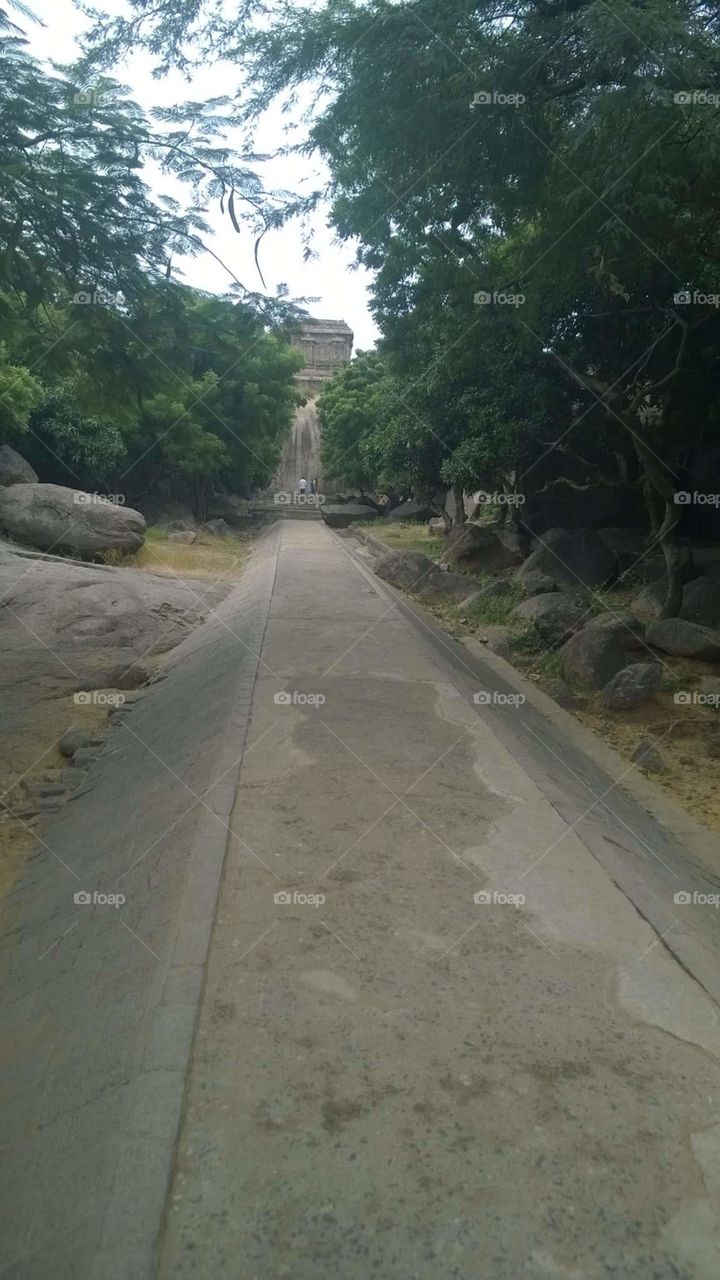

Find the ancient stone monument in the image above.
[
  {"left": 272, "top": 318, "right": 354, "bottom": 494},
  {"left": 290, "top": 318, "right": 354, "bottom": 397}
]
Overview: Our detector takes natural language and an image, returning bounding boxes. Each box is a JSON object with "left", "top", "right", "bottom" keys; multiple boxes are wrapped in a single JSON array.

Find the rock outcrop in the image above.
[
  {"left": 0, "top": 484, "right": 145, "bottom": 555},
  {"left": 0, "top": 446, "right": 38, "bottom": 487}
]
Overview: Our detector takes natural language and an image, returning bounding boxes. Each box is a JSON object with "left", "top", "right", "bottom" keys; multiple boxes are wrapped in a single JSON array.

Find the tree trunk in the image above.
[
  {"left": 452, "top": 485, "right": 467, "bottom": 526},
  {"left": 657, "top": 499, "right": 684, "bottom": 618}
]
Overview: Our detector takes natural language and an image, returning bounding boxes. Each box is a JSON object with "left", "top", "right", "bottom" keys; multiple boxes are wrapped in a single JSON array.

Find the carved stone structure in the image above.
[
  {"left": 291, "top": 318, "right": 354, "bottom": 397},
  {"left": 272, "top": 318, "right": 354, "bottom": 494}
]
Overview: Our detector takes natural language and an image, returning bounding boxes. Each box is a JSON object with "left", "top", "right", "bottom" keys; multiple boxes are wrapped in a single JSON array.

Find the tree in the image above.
[{"left": 317, "top": 351, "right": 386, "bottom": 493}]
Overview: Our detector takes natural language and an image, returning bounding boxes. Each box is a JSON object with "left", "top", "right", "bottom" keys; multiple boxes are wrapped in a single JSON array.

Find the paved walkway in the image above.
[{"left": 158, "top": 523, "right": 720, "bottom": 1280}]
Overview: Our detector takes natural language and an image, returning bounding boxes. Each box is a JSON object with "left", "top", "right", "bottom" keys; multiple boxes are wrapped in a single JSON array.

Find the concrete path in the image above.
[{"left": 157, "top": 523, "right": 720, "bottom": 1280}]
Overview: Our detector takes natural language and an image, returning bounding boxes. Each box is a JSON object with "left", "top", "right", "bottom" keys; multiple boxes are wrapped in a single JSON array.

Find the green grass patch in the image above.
[{"left": 357, "top": 519, "right": 446, "bottom": 560}]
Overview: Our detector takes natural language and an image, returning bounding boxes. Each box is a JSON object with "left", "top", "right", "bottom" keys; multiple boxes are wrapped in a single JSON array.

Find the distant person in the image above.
[
  {"left": 310, "top": 478, "right": 316, "bottom": 496},
  {"left": 298, "top": 477, "right": 308, "bottom": 495},
  {"left": 312, "top": 477, "right": 319, "bottom": 495}
]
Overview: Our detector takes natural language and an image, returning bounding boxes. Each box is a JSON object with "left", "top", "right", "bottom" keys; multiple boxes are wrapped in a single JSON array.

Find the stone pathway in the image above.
[{"left": 157, "top": 522, "right": 720, "bottom": 1280}]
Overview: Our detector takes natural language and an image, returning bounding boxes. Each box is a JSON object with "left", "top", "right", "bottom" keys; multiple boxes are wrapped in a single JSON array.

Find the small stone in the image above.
[{"left": 631, "top": 739, "right": 667, "bottom": 774}]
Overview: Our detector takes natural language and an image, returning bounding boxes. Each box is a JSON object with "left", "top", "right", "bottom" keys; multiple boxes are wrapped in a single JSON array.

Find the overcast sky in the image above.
[{"left": 30, "top": 0, "right": 380, "bottom": 351}]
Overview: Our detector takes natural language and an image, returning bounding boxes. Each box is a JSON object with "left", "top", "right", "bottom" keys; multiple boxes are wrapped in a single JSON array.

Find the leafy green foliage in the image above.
[{"left": 0, "top": 344, "right": 42, "bottom": 441}]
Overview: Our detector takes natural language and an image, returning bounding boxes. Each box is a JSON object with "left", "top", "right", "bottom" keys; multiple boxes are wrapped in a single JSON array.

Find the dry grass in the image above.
[
  {"left": 103, "top": 527, "right": 252, "bottom": 582},
  {"left": 0, "top": 696, "right": 110, "bottom": 896}
]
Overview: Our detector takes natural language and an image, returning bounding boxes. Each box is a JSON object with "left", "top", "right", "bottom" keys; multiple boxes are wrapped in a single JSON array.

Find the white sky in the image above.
[{"left": 29, "top": 0, "right": 380, "bottom": 351}]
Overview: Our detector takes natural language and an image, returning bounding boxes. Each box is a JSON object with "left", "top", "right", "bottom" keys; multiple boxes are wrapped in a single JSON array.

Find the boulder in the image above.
[
  {"left": 517, "top": 527, "right": 617, "bottom": 589},
  {"left": 375, "top": 551, "right": 436, "bottom": 592},
  {"left": 204, "top": 518, "right": 231, "bottom": 536},
  {"left": 419, "top": 567, "right": 480, "bottom": 602},
  {"left": 520, "top": 571, "right": 557, "bottom": 597},
  {"left": 375, "top": 551, "right": 475, "bottom": 601},
  {"left": 679, "top": 577, "right": 720, "bottom": 630},
  {"left": 0, "top": 483, "right": 145, "bottom": 555},
  {"left": 385, "top": 499, "right": 439, "bottom": 522},
  {"left": 647, "top": 618, "right": 720, "bottom": 662},
  {"left": 444, "top": 525, "right": 526, "bottom": 574},
  {"left": 474, "top": 578, "right": 516, "bottom": 602},
  {"left": 560, "top": 624, "right": 629, "bottom": 690},
  {"left": 0, "top": 445, "right": 37, "bottom": 486},
  {"left": 428, "top": 517, "right": 448, "bottom": 534},
  {"left": 597, "top": 527, "right": 649, "bottom": 573},
  {"left": 322, "top": 503, "right": 378, "bottom": 529},
  {"left": 476, "top": 625, "right": 515, "bottom": 659},
  {"left": 630, "top": 578, "right": 666, "bottom": 622},
  {"left": 587, "top": 612, "right": 647, "bottom": 648},
  {"left": 351, "top": 494, "right": 383, "bottom": 513},
  {"left": 601, "top": 662, "right": 663, "bottom": 710},
  {"left": 543, "top": 678, "right": 581, "bottom": 710},
  {"left": 513, "top": 593, "right": 586, "bottom": 646},
  {"left": 168, "top": 530, "right": 197, "bottom": 545},
  {"left": 631, "top": 738, "right": 667, "bottom": 774}
]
